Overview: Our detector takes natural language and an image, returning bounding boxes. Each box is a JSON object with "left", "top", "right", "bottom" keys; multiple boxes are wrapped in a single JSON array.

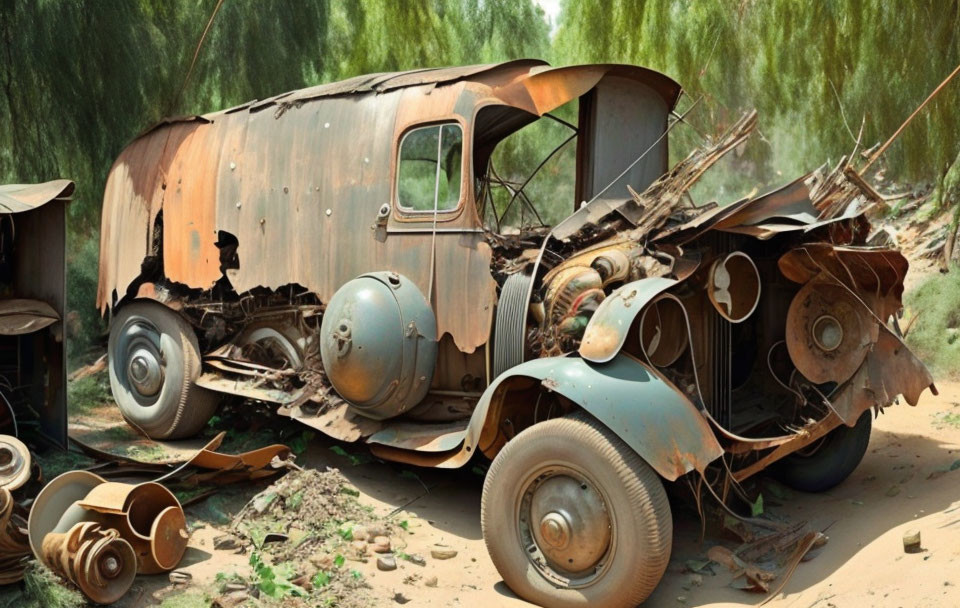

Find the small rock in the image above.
[
  {"left": 352, "top": 540, "right": 369, "bottom": 554},
  {"left": 688, "top": 574, "right": 703, "bottom": 587},
  {"left": 214, "top": 534, "right": 240, "bottom": 551},
  {"left": 353, "top": 525, "right": 370, "bottom": 542},
  {"left": 217, "top": 590, "right": 250, "bottom": 607},
  {"left": 309, "top": 553, "right": 333, "bottom": 569},
  {"left": 406, "top": 553, "right": 426, "bottom": 566},
  {"left": 169, "top": 569, "right": 192, "bottom": 584},
  {"left": 425, "top": 575, "right": 438, "bottom": 588},
  {"left": 677, "top": 596, "right": 687, "bottom": 603},
  {"left": 393, "top": 592, "right": 410, "bottom": 604},
  {"left": 377, "top": 555, "right": 397, "bottom": 571},
  {"left": 371, "top": 535, "right": 392, "bottom": 553},
  {"left": 223, "top": 583, "right": 247, "bottom": 592},
  {"left": 430, "top": 547, "right": 458, "bottom": 560},
  {"left": 885, "top": 485, "right": 901, "bottom": 497},
  {"left": 903, "top": 529, "right": 923, "bottom": 553}
]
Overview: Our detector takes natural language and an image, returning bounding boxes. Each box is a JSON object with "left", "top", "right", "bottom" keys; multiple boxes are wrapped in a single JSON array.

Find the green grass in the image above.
[
  {"left": 0, "top": 562, "right": 84, "bottom": 608},
  {"left": 158, "top": 591, "right": 211, "bottom": 608},
  {"left": 904, "top": 265, "right": 960, "bottom": 379},
  {"left": 66, "top": 370, "right": 112, "bottom": 415}
]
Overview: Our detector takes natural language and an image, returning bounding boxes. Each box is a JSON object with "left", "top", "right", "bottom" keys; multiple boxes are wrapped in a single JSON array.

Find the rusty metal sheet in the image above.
[
  {"left": 778, "top": 244, "right": 908, "bottom": 320},
  {"left": 0, "top": 180, "right": 74, "bottom": 213},
  {"left": 829, "top": 327, "right": 936, "bottom": 426},
  {"left": 366, "top": 420, "right": 469, "bottom": 452}
]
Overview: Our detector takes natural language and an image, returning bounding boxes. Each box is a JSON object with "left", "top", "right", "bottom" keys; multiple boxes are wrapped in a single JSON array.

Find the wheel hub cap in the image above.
[
  {"left": 529, "top": 474, "right": 611, "bottom": 575},
  {"left": 127, "top": 347, "right": 163, "bottom": 397}
]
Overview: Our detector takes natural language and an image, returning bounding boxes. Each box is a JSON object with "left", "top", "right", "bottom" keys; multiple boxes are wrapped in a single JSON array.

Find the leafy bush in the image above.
[{"left": 904, "top": 266, "right": 960, "bottom": 378}]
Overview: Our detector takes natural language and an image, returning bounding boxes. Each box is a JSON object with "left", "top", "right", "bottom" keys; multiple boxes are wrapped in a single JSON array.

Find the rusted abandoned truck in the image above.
[{"left": 98, "top": 60, "right": 934, "bottom": 607}]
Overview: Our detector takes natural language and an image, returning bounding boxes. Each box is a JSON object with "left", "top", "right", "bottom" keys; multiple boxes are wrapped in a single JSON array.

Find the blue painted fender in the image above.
[{"left": 463, "top": 354, "right": 723, "bottom": 481}]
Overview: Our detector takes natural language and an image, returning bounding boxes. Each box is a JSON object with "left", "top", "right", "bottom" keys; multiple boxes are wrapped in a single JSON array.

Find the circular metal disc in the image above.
[
  {"left": 0, "top": 434, "right": 30, "bottom": 491},
  {"left": 786, "top": 280, "right": 872, "bottom": 384},
  {"left": 150, "top": 505, "right": 188, "bottom": 571}
]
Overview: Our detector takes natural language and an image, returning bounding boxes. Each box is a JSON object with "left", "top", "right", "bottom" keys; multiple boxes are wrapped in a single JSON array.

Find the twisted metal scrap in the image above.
[
  {"left": 0, "top": 487, "right": 30, "bottom": 584},
  {"left": 41, "top": 521, "right": 136, "bottom": 605}
]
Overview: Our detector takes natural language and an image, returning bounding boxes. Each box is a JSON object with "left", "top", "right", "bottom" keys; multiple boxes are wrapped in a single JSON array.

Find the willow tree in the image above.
[
  {"left": 0, "top": 0, "right": 550, "bottom": 360},
  {"left": 553, "top": 0, "right": 960, "bottom": 206}
]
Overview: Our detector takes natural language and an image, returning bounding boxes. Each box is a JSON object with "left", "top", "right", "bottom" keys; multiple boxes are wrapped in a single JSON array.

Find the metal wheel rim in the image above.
[
  {"left": 515, "top": 462, "right": 616, "bottom": 589},
  {"left": 115, "top": 317, "right": 166, "bottom": 405}
]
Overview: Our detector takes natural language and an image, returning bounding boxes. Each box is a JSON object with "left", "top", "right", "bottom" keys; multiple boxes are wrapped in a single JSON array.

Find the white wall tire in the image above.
[
  {"left": 108, "top": 301, "right": 219, "bottom": 439},
  {"left": 481, "top": 414, "right": 672, "bottom": 607}
]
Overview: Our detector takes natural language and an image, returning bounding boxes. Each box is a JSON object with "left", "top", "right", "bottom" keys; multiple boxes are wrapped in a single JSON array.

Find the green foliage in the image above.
[
  {"left": 554, "top": 0, "right": 960, "bottom": 200},
  {"left": 904, "top": 264, "right": 960, "bottom": 378},
  {"left": 0, "top": 562, "right": 85, "bottom": 608},
  {"left": 66, "top": 370, "right": 112, "bottom": 414},
  {"left": 249, "top": 552, "right": 307, "bottom": 599},
  {"left": 157, "top": 592, "right": 211, "bottom": 608}
]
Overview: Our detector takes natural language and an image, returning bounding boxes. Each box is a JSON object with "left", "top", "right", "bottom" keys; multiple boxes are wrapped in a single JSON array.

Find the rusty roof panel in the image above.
[{"left": 0, "top": 180, "right": 74, "bottom": 214}]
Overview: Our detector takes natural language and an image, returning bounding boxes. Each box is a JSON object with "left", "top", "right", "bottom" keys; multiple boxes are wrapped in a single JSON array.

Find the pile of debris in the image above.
[{"left": 216, "top": 467, "right": 394, "bottom": 607}]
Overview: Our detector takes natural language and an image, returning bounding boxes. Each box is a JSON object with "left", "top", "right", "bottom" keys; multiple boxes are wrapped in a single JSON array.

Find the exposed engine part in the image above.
[
  {"left": 786, "top": 278, "right": 872, "bottom": 384},
  {"left": 320, "top": 272, "right": 437, "bottom": 420},
  {"left": 639, "top": 296, "right": 689, "bottom": 368},
  {"left": 494, "top": 272, "right": 533, "bottom": 378},
  {"left": 707, "top": 251, "right": 760, "bottom": 323},
  {"left": 41, "top": 521, "right": 136, "bottom": 605},
  {"left": 591, "top": 250, "right": 632, "bottom": 285},
  {"left": 544, "top": 266, "right": 603, "bottom": 325},
  {"left": 0, "top": 434, "right": 30, "bottom": 490},
  {"left": 0, "top": 487, "right": 30, "bottom": 584}
]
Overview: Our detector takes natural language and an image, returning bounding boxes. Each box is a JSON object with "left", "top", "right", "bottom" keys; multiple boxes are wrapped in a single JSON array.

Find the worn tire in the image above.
[
  {"left": 108, "top": 301, "right": 219, "bottom": 439},
  {"left": 481, "top": 414, "right": 672, "bottom": 608},
  {"left": 773, "top": 410, "right": 872, "bottom": 492}
]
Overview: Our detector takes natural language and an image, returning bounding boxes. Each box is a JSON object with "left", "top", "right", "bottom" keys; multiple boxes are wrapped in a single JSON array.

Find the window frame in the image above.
[{"left": 393, "top": 120, "right": 467, "bottom": 218}]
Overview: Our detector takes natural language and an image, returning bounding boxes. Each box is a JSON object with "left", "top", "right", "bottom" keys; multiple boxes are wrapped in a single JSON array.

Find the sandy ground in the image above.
[{"left": 64, "top": 377, "right": 960, "bottom": 608}]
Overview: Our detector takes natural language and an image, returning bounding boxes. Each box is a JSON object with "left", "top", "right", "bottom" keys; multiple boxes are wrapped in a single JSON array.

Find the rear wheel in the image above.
[
  {"left": 108, "top": 301, "right": 219, "bottom": 439},
  {"left": 773, "top": 410, "right": 872, "bottom": 492},
  {"left": 481, "top": 414, "right": 671, "bottom": 608}
]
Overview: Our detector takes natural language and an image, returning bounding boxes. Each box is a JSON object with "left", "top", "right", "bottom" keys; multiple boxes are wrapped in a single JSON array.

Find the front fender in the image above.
[
  {"left": 466, "top": 354, "right": 722, "bottom": 481},
  {"left": 579, "top": 277, "right": 676, "bottom": 363}
]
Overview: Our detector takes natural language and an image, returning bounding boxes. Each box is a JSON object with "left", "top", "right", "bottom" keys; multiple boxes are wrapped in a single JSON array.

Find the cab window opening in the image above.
[{"left": 397, "top": 123, "right": 463, "bottom": 213}]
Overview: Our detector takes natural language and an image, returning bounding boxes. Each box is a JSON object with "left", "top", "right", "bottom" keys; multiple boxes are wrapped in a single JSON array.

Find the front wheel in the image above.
[
  {"left": 481, "top": 414, "right": 672, "bottom": 608},
  {"left": 108, "top": 301, "right": 219, "bottom": 440},
  {"left": 773, "top": 409, "right": 872, "bottom": 492}
]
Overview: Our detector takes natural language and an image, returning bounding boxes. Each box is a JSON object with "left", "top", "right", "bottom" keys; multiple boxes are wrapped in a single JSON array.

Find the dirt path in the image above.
[{"left": 69, "top": 379, "right": 960, "bottom": 607}]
